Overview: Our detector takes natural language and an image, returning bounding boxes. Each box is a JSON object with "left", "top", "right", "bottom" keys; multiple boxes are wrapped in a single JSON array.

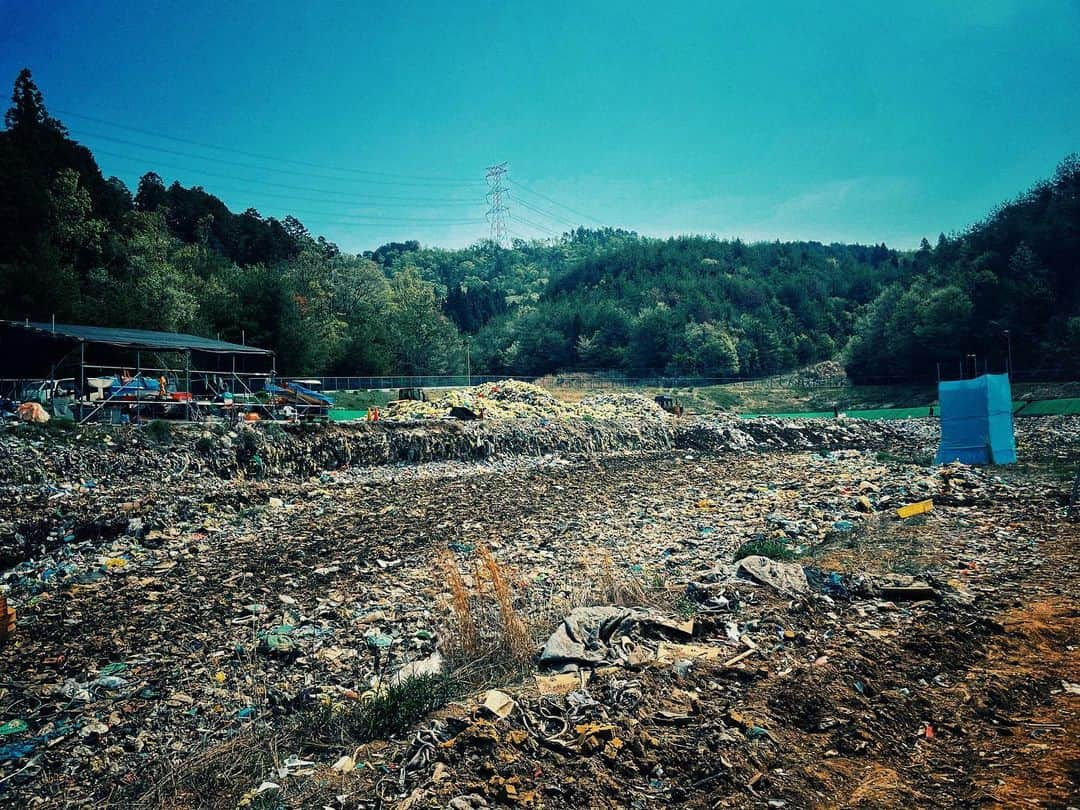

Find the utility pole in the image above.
[{"left": 485, "top": 162, "right": 509, "bottom": 247}]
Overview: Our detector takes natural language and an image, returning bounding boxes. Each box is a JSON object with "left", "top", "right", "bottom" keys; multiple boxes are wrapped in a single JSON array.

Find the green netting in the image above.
[
  {"left": 1015, "top": 397, "right": 1080, "bottom": 416},
  {"left": 741, "top": 397, "right": 1076, "bottom": 421},
  {"left": 741, "top": 406, "right": 930, "bottom": 420},
  {"left": 329, "top": 409, "right": 368, "bottom": 421}
]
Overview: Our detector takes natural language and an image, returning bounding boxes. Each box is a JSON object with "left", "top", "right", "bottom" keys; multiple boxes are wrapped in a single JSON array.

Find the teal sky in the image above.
[{"left": 2, "top": 0, "right": 1079, "bottom": 252}]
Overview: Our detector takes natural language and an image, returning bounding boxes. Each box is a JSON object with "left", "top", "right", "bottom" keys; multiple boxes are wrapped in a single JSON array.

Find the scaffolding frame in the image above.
[{"left": 0, "top": 321, "right": 309, "bottom": 425}]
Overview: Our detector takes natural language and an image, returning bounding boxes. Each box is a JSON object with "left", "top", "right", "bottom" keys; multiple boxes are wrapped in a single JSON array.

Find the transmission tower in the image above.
[{"left": 485, "top": 162, "right": 509, "bottom": 246}]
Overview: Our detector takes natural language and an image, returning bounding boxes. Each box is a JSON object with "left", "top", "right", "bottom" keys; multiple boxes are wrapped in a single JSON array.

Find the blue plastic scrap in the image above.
[{"left": 934, "top": 374, "right": 1017, "bottom": 465}]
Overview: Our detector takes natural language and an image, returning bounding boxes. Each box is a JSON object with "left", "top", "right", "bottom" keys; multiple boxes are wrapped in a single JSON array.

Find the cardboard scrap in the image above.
[
  {"left": 534, "top": 671, "right": 590, "bottom": 695},
  {"left": 483, "top": 689, "right": 516, "bottom": 719},
  {"left": 655, "top": 641, "right": 724, "bottom": 664}
]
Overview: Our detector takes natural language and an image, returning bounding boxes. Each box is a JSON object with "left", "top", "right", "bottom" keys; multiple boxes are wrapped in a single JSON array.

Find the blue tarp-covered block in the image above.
[{"left": 934, "top": 374, "right": 1017, "bottom": 465}]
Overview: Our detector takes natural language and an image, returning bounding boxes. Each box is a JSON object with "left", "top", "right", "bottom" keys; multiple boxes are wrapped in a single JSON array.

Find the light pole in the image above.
[
  {"left": 967, "top": 353, "right": 977, "bottom": 379},
  {"left": 464, "top": 338, "right": 471, "bottom": 387},
  {"left": 1003, "top": 330, "right": 1012, "bottom": 378}
]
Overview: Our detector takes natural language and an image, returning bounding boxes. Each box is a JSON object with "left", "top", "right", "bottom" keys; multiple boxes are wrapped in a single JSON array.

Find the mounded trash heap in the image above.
[{"left": 385, "top": 380, "right": 670, "bottom": 422}]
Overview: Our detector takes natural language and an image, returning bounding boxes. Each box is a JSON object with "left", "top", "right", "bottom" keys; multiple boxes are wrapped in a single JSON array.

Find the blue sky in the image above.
[{"left": 2, "top": 0, "right": 1078, "bottom": 252}]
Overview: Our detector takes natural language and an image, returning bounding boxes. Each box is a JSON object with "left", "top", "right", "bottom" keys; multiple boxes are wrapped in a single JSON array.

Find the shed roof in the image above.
[{"left": 2, "top": 321, "right": 272, "bottom": 355}]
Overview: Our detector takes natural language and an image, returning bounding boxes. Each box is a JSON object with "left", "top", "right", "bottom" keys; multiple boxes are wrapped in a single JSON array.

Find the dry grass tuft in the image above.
[
  {"left": 438, "top": 549, "right": 478, "bottom": 655},
  {"left": 477, "top": 544, "right": 533, "bottom": 662},
  {"left": 435, "top": 546, "right": 535, "bottom": 688},
  {"left": 139, "top": 727, "right": 286, "bottom": 810},
  {"left": 597, "top": 552, "right": 650, "bottom": 606}
]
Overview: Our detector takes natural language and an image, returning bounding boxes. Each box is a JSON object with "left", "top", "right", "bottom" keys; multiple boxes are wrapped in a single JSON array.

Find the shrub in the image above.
[
  {"left": 733, "top": 537, "right": 796, "bottom": 562},
  {"left": 301, "top": 674, "right": 460, "bottom": 745},
  {"left": 146, "top": 419, "right": 172, "bottom": 444}
]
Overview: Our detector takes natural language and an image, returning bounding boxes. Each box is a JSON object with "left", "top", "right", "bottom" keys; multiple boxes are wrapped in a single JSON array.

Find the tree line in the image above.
[{"left": 1, "top": 69, "right": 1077, "bottom": 382}]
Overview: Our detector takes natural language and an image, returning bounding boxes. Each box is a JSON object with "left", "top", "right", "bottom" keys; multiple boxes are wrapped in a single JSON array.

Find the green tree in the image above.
[
  {"left": 674, "top": 322, "right": 740, "bottom": 375},
  {"left": 4, "top": 68, "right": 65, "bottom": 134},
  {"left": 387, "top": 267, "right": 462, "bottom": 374}
]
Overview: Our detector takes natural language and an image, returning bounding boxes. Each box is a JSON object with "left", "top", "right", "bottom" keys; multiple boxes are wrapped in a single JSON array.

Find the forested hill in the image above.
[
  {"left": 1, "top": 68, "right": 1077, "bottom": 381},
  {"left": 845, "top": 156, "right": 1080, "bottom": 382}
]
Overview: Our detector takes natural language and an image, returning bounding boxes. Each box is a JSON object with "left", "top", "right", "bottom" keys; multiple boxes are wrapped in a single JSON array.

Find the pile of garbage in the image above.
[
  {"left": 797, "top": 359, "right": 849, "bottom": 384},
  {"left": 385, "top": 381, "right": 668, "bottom": 422},
  {"left": 676, "top": 413, "right": 939, "bottom": 453},
  {"left": 0, "top": 403, "right": 1074, "bottom": 807},
  {"left": 578, "top": 392, "right": 669, "bottom": 421}
]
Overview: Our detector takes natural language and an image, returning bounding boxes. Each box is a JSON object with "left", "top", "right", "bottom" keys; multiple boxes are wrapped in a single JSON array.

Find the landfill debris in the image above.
[
  {"left": 390, "top": 651, "right": 446, "bottom": 685},
  {"left": 330, "top": 754, "right": 356, "bottom": 774},
  {"left": 534, "top": 671, "right": 590, "bottom": 695},
  {"left": 897, "top": 498, "right": 934, "bottom": 518},
  {"left": 482, "top": 690, "right": 516, "bottom": 719},
  {"left": 16, "top": 402, "right": 49, "bottom": 423},
  {"left": 0, "top": 595, "right": 15, "bottom": 642},
  {"left": 539, "top": 606, "right": 694, "bottom": 671},
  {"left": 385, "top": 380, "right": 670, "bottom": 422},
  {"left": 736, "top": 555, "right": 810, "bottom": 594},
  {"left": 0, "top": 411, "right": 1075, "bottom": 807}
]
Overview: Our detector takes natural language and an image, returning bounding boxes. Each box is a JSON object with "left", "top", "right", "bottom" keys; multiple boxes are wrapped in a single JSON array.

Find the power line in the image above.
[
  {"left": 91, "top": 157, "right": 477, "bottom": 206},
  {"left": 93, "top": 148, "right": 483, "bottom": 202},
  {"left": 508, "top": 178, "right": 604, "bottom": 226},
  {"left": 56, "top": 108, "right": 484, "bottom": 184},
  {"left": 485, "top": 162, "right": 509, "bottom": 246},
  {"left": 509, "top": 213, "right": 558, "bottom": 235},
  {"left": 89, "top": 150, "right": 485, "bottom": 226},
  {"left": 297, "top": 218, "right": 485, "bottom": 227},
  {"left": 204, "top": 190, "right": 477, "bottom": 208},
  {"left": 73, "top": 129, "right": 481, "bottom": 189},
  {"left": 509, "top": 194, "right": 579, "bottom": 228},
  {"left": 274, "top": 210, "right": 485, "bottom": 224}
]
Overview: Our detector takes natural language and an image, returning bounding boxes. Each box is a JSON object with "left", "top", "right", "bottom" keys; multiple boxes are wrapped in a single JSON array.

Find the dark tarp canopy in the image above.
[{"left": 0, "top": 321, "right": 274, "bottom": 378}]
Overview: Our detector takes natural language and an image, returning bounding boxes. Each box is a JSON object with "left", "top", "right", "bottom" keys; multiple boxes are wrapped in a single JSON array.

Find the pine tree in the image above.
[{"left": 4, "top": 68, "right": 66, "bottom": 134}]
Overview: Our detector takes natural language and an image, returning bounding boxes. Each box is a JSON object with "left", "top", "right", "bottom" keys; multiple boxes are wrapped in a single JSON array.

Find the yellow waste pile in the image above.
[
  {"left": 578, "top": 392, "right": 669, "bottom": 421},
  {"left": 385, "top": 381, "right": 669, "bottom": 422}
]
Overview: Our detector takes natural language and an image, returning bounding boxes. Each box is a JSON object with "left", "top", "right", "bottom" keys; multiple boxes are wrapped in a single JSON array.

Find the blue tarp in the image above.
[
  {"left": 935, "top": 374, "right": 1017, "bottom": 465},
  {"left": 105, "top": 376, "right": 160, "bottom": 396},
  {"left": 264, "top": 381, "right": 333, "bottom": 406}
]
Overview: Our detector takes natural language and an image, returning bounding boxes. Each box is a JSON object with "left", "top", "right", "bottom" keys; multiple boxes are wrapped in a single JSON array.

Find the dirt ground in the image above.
[{"left": 0, "top": 422, "right": 1077, "bottom": 808}]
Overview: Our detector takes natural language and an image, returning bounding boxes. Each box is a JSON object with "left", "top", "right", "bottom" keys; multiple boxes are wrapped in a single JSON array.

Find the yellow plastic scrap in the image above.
[{"left": 896, "top": 498, "right": 934, "bottom": 519}]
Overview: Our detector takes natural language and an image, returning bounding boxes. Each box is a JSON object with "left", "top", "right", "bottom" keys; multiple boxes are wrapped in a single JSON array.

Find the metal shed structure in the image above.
[{"left": 0, "top": 320, "right": 275, "bottom": 422}]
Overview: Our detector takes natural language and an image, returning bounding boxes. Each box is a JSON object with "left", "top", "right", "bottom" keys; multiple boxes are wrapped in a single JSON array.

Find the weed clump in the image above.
[
  {"left": 597, "top": 553, "right": 649, "bottom": 606},
  {"left": 733, "top": 537, "right": 796, "bottom": 562},
  {"left": 146, "top": 419, "right": 172, "bottom": 444},
  {"left": 301, "top": 673, "right": 460, "bottom": 746}
]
